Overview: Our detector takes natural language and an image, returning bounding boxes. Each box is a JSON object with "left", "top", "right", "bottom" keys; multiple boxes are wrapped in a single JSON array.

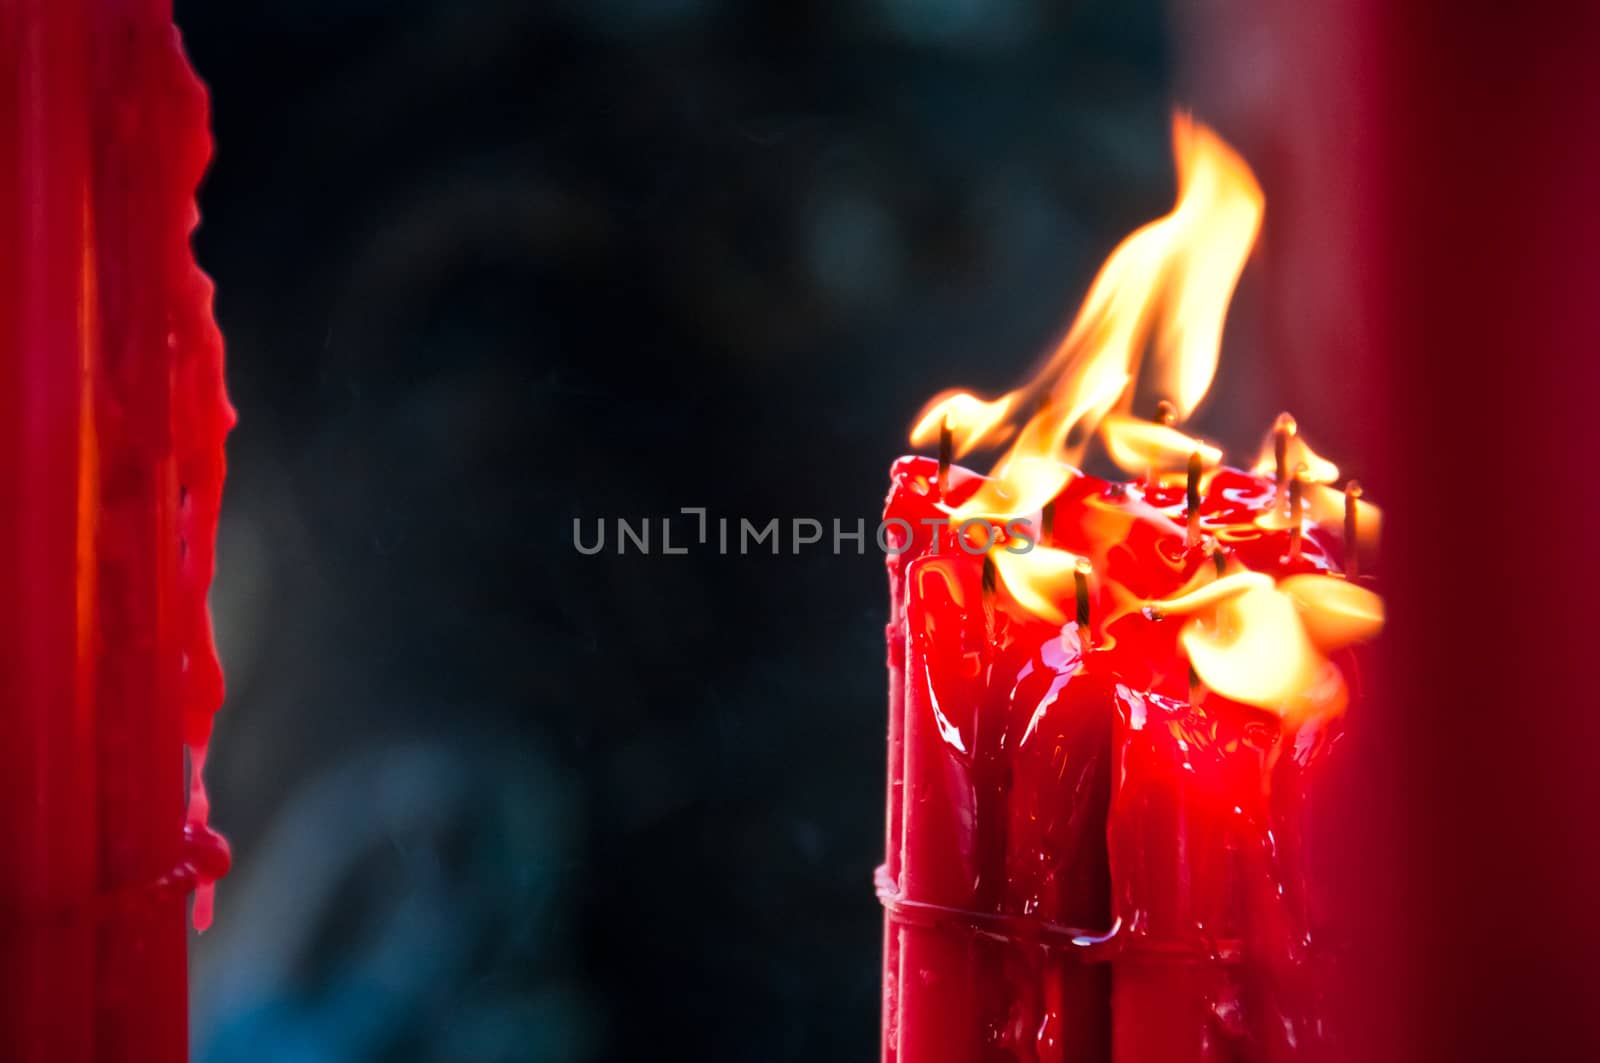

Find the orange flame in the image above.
[
  {"left": 1152, "top": 572, "right": 1382, "bottom": 720},
  {"left": 1251, "top": 415, "right": 1341, "bottom": 485},
  {"left": 907, "top": 113, "right": 1380, "bottom": 726},
  {"left": 1180, "top": 584, "right": 1325, "bottom": 713},
  {"left": 990, "top": 544, "right": 1088, "bottom": 626},
  {"left": 1153, "top": 114, "right": 1267, "bottom": 420},
  {"left": 910, "top": 391, "right": 1017, "bottom": 458},
  {"left": 1278, "top": 574, "right": 1385, "bottom": 650},
  {"left": 1150, "top": 572, "right": 1273, "bottom": 617},
  {"left": 913, "top": 112, "right": 1264, "bottom": 522},
  {"left": 1100, "top": 414, "right": 1223, "bottom": 479}
]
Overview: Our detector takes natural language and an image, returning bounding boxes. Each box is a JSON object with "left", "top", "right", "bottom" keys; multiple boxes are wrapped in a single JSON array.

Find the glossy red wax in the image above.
[
  {"left": 883, "top": 457, "right": 1116, "bottom": 1062},
  {"left": 881, "top": 456, "right": 1355, "bottom": 1062},
  {"left": 1109, "top": 686, "right": 1337, "bottom": 1062},
  {"left": 0, "top": 3, "right": 231, "bottom": 1060}
]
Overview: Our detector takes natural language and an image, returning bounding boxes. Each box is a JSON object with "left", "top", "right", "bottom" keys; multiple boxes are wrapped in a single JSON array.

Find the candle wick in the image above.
[
  {"left": 1273, "top": 411, "right": 1297, "bottom": 511},
  {"left": 1073, "top": 557, "right": 1092, "bottom": 642},
  {"left": 1146, "top": 403, "right": 1175, "bottom": 497},
  {"left": 1185, "top": 450, "right": 1202, "bottom": 548},
  {"left": 1212, "top": 548, "right": 1227, "bottom": 577},
  {"left": 937, "top": 416, "right": 953, "bottom": 498},
  {"left": 1344, "top": 479, "right": 1363, "bottom": 578},
  {"left": 1287, "top": 466, "right": 1306, "bottom": 563},
  {"left": 980, "top": 552, "right": 998, "bottom": 645}
]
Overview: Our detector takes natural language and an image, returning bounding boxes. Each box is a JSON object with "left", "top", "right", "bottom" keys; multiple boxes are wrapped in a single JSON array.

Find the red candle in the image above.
[
  {"left": 1103, "top": 469, "right": 1351, "bottom": 1063},
  {"left": 880, "top": 115, "right": 1383, "bottom": 1061},
  {"left": 0, "top": 3, "right": 231, "bottom": 1059},
  {"left": 881, "top": 457, "right": 1114, "bottom": 1062}
]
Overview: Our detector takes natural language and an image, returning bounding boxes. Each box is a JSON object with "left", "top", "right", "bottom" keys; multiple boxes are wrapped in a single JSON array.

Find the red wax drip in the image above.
[
  {"left": 881, "top": 457, "right": 1355, "bottom": 1062},
  {"left": 168, "top": 57, "right": 234, "bottom": 937},
  {"left": 0, "top": 4, "right": 231, "bottom": 1059}
]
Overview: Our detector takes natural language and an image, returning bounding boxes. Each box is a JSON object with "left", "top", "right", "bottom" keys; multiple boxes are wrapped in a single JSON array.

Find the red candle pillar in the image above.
[
  {"left": 1108, "top": 687, "right": 1336, "bottom": 1063},
  {"left": 1104, "top": 470, "right": 1348, "bottom": 1063},
  {"left": 1251, "top": 4, "right": 1600, "bottom": 1058},
  {"left": 0, "top": 2, "right": 231, "bottom": 1059},
  {"left": 880, "top": 457, "right": 1114, "bottom": 1063}
]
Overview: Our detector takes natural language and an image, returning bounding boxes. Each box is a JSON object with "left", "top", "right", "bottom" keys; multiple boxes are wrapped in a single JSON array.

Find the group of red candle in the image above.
[{"left": 878, "top": 117, "right": 1382, "bottom": 1062}]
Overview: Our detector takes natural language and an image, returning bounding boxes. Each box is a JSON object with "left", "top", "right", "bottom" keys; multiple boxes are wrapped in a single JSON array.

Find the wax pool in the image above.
[
  {"left": 0, "top": 4, "right": 232, "bottom": 1061},
  {"left": 880, "top": 456, "right": 1352, "bottom": 1062}
]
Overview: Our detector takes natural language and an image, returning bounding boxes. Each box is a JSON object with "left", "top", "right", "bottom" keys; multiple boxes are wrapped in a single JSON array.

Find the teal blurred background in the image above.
[{"left": 174, "top": 3, "right": 1193, "bottom": 1060}]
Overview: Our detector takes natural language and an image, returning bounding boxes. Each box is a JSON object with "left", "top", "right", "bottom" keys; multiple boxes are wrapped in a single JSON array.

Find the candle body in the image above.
[
  {"left": 881, "top": 457, "right": 1113, "bottom": 1062},
  {"left": 0, "top": 3, "right": 231, "bottom": 1060},
  {"left": 1102, "top": 472, "right": 1343, "bottom": 1063},
  {"left": 1108, "top": 686, "right": 1335, "bottom": 1062}
]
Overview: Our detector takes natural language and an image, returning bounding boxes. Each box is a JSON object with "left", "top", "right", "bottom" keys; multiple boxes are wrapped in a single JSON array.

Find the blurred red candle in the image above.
[
  {"left": 879, "top": 116, "right": 1381, "bottom": 1061},
  {"left": 0, "top": 2, "right": 231, "bottom": 1059}
]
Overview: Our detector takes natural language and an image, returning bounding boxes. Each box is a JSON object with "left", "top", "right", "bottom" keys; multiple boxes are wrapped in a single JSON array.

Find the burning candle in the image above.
[
  {"left": 879, "top": 115, "right": 1382, "bottom": 1060},
  {"left": 0, "top": 4, "right": 232, "bottom": 1060},
  {"left": 881, "top": 461, "right": 1115, "bottom": 1061}
]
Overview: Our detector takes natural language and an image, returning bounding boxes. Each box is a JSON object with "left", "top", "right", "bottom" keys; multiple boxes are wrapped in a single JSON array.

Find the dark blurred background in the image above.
[{"left": 168, "top": 3, "right": 1315, "bottom": 1060}]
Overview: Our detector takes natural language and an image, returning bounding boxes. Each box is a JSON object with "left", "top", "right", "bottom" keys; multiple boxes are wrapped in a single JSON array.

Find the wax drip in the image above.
[{"left": 165, "top": 26, "right": 236, "bottom": 931}]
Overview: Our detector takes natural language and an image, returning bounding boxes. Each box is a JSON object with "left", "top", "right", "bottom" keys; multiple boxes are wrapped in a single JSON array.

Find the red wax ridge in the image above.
[{"left": 164, "top": 25, "right": 235, "bottom": 932}]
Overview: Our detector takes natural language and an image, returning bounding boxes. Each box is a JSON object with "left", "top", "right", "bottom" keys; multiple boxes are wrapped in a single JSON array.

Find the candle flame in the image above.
[
  {"left": 1252, "top": 420, "right": 1341, "bottom": 485},
  {"left": 910, "top": 390, "right": 1017, "bottom": 458},
  {"left": 1182, "top": 585, "right": 1325, "bottom": 713},
  {"left": 1278, "top": 574, "right": 1385, "bottom": 650},
  {"left": 910, "top": 112, "right": 1263, "bottom": 518},
  {"left": 1154, "top": 113, "right": 1267, "bottom": 420},
  {"left": 1151, "top": 572, "right": 1275, "bottom": 617},
  {"left": 1100, "top": 414, "right": 1223, "bottom": 479},
  {"left": 905, "top": 113, "right": 1381, "bottom": 727},
  {"left": 990, "top": 544, "right": 1089, "bottom": 626},
  {"left": 1175, "top": 574, "right": 1382, "bottom": 720}
]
